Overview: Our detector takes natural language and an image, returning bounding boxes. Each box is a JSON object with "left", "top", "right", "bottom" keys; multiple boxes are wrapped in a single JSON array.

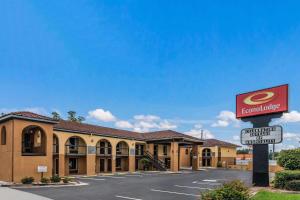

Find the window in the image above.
[
  {"left": 22, "top": 126, "right": 46, "bottom": 156},
  {"left": 69, "top": 158, "right": 78, "bottom": 173},
  {"left": 163, "top": 145, "right": 168, "bottom": 156},
  {"left": 185, "top": 148, "right": 189, "bottom": 155},
  {"left": 1, "top": 126, "right": 6, "bottom": 145}
]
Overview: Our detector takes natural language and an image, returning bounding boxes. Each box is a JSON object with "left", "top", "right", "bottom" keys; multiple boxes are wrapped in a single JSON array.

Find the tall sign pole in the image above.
[{"left": 236, "top": 84, "right": 288, "bottom": 187}]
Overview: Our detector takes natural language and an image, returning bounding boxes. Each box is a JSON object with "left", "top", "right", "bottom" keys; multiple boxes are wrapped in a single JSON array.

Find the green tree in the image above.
[
  {"left": 67, "top": 111, "right": 77, "bottom": 122},
  {"left": 77, "top": 116, "right": 85, "bottom": 123},
  {"left": 277, "top": 148, "right": 300, "bottom": 170},
  {"left": 51, "top": 112, "right": 61, "bottom": 120}
]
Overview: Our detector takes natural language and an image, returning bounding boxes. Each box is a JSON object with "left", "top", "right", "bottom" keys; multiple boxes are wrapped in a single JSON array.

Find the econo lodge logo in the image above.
[{"left": 243, "top": 91, "right": 275, "bottom": 106}]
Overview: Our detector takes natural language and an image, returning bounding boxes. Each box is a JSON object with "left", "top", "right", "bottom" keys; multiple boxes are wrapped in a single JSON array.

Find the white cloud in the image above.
[
  {"left": 159, "top": 120, "right": 177, "bottom": 129},
  {"left": 233, "top": 135, "right": 240, "bottom": 141},
  {"left": 133, "top": 115, "right": 160, "bottom": 122},
  {"left": 276, "top": 143, "right": 297, "bottom": 151},
  {"left": 194, "top": 124, "right": 203, "bottom": 129},
  {"left": 88, "top": 108, "right": 116, "bottom": 122},
  {"left": 185, "top": 129, "right": 214, "bottom": 139},
  {"left": 280, "top": 111, "right": 300, "bottom": 123},
  {"left": 283, "top": 132, "right": 300, "bottom": 141},
  {"left": 211, "top": 110, "right": 239, "bottom": 127},
  {"left": 115, "top": 120, "right": 133, "bottom": 129}
]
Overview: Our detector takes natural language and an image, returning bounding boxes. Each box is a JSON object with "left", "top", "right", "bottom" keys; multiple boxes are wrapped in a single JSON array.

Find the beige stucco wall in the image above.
[
  {"left": 198, "top": 146, "right": 237, "bottom": 167},
  {"left": 0, "top": 120, "right": 13, "bottom": 182},
  {"left": 12, "top": 119, "right": 54, "bottom": 183}
]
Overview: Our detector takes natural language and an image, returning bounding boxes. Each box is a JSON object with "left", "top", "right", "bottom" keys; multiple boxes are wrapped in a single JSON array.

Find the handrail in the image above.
[{"left": 145, "top": 151, "right": 167, "bottom": 170}]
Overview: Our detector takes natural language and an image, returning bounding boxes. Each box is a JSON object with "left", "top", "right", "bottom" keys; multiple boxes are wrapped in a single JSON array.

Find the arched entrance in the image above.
[
  {"left": 22, "top": 126, "right": 46, "bottom": 156},
  {"left": 53, "top": 134, "right": 59, "bottom": 175},
  {"left": 65, "top": 136, "right": 87, "bottom": 175},
  {"left": 202, "top": 148, "right": 212, "bottom": 167},
  {"left": 116, "top": 141, "right": 129, "bottom": 172},
  {"left": 96, "top": 139, "right": 112, "bottom": 173}
]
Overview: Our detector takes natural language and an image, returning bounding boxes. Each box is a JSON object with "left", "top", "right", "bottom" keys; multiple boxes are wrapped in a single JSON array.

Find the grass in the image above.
[{"left": 252, "top": 190, "right": 300, "bottom": 200}]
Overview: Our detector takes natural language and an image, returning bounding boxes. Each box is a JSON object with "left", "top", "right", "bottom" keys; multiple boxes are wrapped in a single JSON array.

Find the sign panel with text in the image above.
[
  {"left": 241, "top": 125, "right": 283, "bottom": 145},
  {"left": 236, "top": 84, "right": 288, "bottom": 118}
]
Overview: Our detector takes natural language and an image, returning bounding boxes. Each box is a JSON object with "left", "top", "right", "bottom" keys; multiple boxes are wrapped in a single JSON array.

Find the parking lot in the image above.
[{"left": 17, "top": 169, "right": 251, "bottom": 200}]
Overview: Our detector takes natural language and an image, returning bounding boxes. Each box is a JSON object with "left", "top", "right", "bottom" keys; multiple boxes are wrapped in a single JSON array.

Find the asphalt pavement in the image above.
[{"left": 15, "top": 169, "right": 252, "bottom": 200}]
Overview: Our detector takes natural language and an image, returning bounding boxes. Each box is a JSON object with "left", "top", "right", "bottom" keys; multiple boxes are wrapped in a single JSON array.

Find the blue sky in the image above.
[{"left": 1, "top": 0, "right": 300, "bottom": 150}]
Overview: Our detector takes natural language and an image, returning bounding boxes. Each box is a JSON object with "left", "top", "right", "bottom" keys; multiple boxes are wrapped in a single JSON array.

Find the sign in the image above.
[
  {"left": 236, "top": 84, "right": 288, "bottom": 118},
  {"left": 129, "top": 148, "right": 135, "bottom": 156},
  {"left": 88, "top": 146, "right": 96, "bottom": 154},
  {"left": 37, "top": 165, "right": 48, "bottom": 173},
  {"left": 241, "top": 125, "right": 283, "bottom": 145}
]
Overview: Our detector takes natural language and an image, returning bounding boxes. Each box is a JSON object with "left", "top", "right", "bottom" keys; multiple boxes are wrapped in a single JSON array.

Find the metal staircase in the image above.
[{"left": 144, "top": 151, "right": 167, "bottom": 171}]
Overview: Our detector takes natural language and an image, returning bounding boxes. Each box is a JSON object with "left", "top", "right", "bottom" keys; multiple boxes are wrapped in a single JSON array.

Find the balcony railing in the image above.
[
  {"left": 116, "top": 147, "right": 129, "bottom": 156},
  {"left": 65, "top": 145, "right": 87, "bottom": 156},
  {"left": 96, "top": 146, "right": 112, "bottom": 156},
  {"left": 53, "top": 144, "right": 59, "bottom": 154}
]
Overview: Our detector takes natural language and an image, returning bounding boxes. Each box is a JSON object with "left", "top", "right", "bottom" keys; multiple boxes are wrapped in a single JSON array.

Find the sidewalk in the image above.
[{"left": 0, "top": 187, "right": 52, "bottom": 200}]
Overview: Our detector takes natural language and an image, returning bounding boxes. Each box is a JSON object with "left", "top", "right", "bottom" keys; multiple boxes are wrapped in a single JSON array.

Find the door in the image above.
[
  {"left": 55, "top": 158, "right": 59, "bottom": 175},
  {"left": 100, "top": 159, "right": 105, "bottom": 172},
  {"left": 154, "top": 145, "right": 158, "bottom": 158},
  {"left": 107, "top": 158, "right": 112, "bottom": 172},
  {"left": 69, "top": 158, "right": 78, "bottom": 174}
]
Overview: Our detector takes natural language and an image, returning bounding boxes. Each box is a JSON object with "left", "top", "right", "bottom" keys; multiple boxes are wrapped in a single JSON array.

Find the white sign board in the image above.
[
  {"left": 241, "top": 125, "right": 283, "bottom": 145},
  {"left": 37, "top": 165, "right": 48, "bottom": 173}
]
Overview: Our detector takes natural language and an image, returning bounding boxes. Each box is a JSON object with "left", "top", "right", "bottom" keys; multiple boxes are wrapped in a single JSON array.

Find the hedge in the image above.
[
  {"left": 274, "top": 170, "right": 300, "bottom": 189},
  {"left": 277, "top": 148, "right": 300, "bottom": 170},
  {"left": 285, "top": 180, "right": 300, "bottom": 191}
]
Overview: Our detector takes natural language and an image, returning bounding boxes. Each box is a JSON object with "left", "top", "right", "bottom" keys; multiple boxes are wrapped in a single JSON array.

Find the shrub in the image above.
[
  {"left": 63, "top": 177, "right": 72, "bottom": 183},
  {"left": 40, "top": 177, "right": 50, "bottom": 184},
  {"left": 274, "top": 170, "right": 300, "bottom": 189},
  {"left": 285, "top": 180, "right": 300, "bottom": 191},
  {"left": 50, "top": 175, "right": 61, "bottom": 183},
  {"left": 277, "top": 148, "right": 300, "bottom": 170},
  {"left": 202, "top": 180, "right": 250, "bottom": 200},
  {"left": 21, "top": 176, "right": 34, "bottom": 184},
  {"left": 139, "top": 158, "right": 151, "bottom": 170},
  {"left": 217, "top": 161, "right": 222, "bottom": 168}
]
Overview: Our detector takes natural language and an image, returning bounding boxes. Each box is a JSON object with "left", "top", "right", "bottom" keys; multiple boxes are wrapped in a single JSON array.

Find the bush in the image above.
[
  {"left": 217, "top": 161, "right": 222, "bottom": 168},
  {"left": 50, "top": 175, "right": 61, "bottom": 183},
  {"left": 139, "top": 158, "right": 151, "bottom": 170},
  {"left": 277, "top": 148, "right": 300, "bottom": 170},
  {"left": 40, "top": 177, "right": 50, "bottom": 184},
  {"left": 202, "top": 180, "right": 250, "bottom": 200},
  {"left": 274, "top": 170, "right": 300, "bottom": 189},
  {"left": 63, "top": 177, "right": 72, "bottom": 183},
  {"left": 21, "top": 177, "right": 34, "bottom": 184},
  {"left": 285, "top": 180, "right": 300, "bottom": 191}
]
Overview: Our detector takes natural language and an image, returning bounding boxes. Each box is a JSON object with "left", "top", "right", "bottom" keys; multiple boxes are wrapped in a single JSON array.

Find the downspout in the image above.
[{"left": 11, "top": 119, "right": 14, "bottom": 182}]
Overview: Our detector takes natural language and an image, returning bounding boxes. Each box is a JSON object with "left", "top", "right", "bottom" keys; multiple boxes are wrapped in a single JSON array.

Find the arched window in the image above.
[
  {"left": 1, "top": 126, "right": 6, "bottom": 145},
  {"left": 22, "top": 126, "right": 46, "bottom": 156}
]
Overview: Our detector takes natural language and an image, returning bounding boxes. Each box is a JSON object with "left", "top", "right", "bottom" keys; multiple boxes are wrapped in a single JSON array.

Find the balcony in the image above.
[
  {"left": 65, "top": 145, "right": 87, "bottom": 156},
  {"left": 96, "top": 146, "right": 112, "bottom": 156},
  {"left": 116, "top": 147, "right": 129, "bottom": 156},
  {"left": 53, "top": 144, "right": 59, "bottom": 155}
]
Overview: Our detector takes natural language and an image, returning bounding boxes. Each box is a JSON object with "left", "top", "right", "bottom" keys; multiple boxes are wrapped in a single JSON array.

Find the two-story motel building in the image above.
[{"left": 0, "top": 112, "right": 205, "bottom": 183}]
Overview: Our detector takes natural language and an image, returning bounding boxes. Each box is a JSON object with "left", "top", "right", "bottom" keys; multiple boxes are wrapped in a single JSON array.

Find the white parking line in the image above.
[
  {"left": 115, "top": 195, "right": 142, "bottom": 200},
  {"left": 79, "top": 178, "right": 106, "bottom": 181},
  {"left": 151, "top": 189, "right": 201, "bottom": 197},
  {"left": 192, "top": 181, "right": 221, "bottom": 185},
  {"left": 202, "top": 179, "right": 217, "bottom": 182},
  {"left": 125, "top": 175, "right": 143, "bottom": 177},
  {"left": 174, "top": 185, "right": 212, "bottom": 190},
  {"left": 110, "top": 176, "right": 126, "bottom": 179}
]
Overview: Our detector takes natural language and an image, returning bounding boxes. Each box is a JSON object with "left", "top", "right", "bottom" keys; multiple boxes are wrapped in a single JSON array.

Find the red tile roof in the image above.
[
  {"left": 203, "top": 139, "right": 240, "bottom": 148},
  {"left": 0, "top": 111, "right": 203, "bottom": 142},
  {"left": 0, "top": 111, "right": 57, "bottom": 123},
  {"left": 143, "top": 130, "right": 203, "bottom": 142},
  {"left": 54, "top": 120, "right": 143, "bottom": 140}
]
